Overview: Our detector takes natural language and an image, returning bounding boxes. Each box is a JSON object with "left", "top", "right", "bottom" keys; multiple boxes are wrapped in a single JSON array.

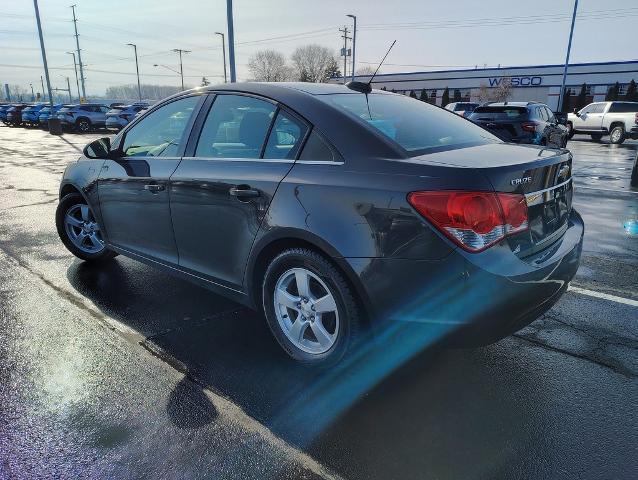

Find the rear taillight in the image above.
[
  {"left": 118, "top": 114, "right": 130, "bottom": 119},
  {"left": 407, "top": 191, "right": 529, "bottom": 252},
  {"left": 521, "top": 121, "right": 538, "bottom": 133}
]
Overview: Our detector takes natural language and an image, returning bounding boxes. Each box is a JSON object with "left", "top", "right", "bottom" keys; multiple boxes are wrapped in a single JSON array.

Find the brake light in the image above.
[
  {"left": 118, "top": 114, "right": 130, "bottom": 119},
  {"left": 407, "top": 191, "right": 529, "bottom": 252},
  {"left": 521, "top": 121, "right": 538, "bottom": 133}
]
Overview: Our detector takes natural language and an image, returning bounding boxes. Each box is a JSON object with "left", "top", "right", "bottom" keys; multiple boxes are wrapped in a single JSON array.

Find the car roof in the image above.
[{"left": 481, "top": 101, "right": 543, "bottom": 107}]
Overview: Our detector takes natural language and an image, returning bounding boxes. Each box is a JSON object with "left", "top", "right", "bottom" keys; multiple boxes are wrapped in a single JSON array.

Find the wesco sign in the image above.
[{"left": 488, "top": 76, "right": 543, "bottom": 87}]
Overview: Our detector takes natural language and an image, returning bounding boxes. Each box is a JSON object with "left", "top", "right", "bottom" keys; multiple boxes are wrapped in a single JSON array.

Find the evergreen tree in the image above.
[
  {"left": 200, "top": 77, "right": 210, "bottom": 86},
  {"left": 409, "top": 90, "right": 417, "bottom": 98},
  {"left": 560, "top": 87, "right": 572, "bottom": 113},
  {"left": 576, "top": 83, "right": 588, "bottom": 110},
  {"left": 625, "top": 80, "right": 637, "bottom": 102},
  {"left": 441, "top": 87, "right": 450, "bottom": 107},
  {"left": 391, "top": 88, "right": 396, "bottom": 93},
  {"left": 605, "top": 82, "right": 620, "bottom": 101},
  {"left": 381, "top": 86, "right": 387, "bottom": 91},
  {"left": 453, "top": 89, "right": 462, "bottom": 102},
  {"left": 419, "top": 89, "right": 428, "bottom": 102}
]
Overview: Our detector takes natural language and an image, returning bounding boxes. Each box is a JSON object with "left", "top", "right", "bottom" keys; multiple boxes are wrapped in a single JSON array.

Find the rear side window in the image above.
[
  {"left": 299, "top": 130, "right": 342, "bottom": 162},
  {"left": 263, "top": 110, "right": 308, "bottom": 160},
  {"left": 608, "top": 102, "right": 638, "bottom": 113},
  {"left": 322, "top": 93, "right": 497, "bottom": 155},
  {"left": 195, "top": 94, "right": 276, "bottom": 158}
]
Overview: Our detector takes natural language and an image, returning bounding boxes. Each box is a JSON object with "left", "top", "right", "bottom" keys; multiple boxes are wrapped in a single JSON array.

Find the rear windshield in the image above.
[
  {"left": 454, "top": 103, "right": 478, "bottom": 111},
  {"left": 470, "top": 106, "right": 527, "bottom": 120},
  {"left": 320, "top": 93, "right": 498, "bottom": 155}
]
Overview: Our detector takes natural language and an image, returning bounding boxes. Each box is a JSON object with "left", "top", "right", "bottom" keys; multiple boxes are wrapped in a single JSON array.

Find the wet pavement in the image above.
[{"left": 0, "top": 127, "right": 637, "bottom": 479}]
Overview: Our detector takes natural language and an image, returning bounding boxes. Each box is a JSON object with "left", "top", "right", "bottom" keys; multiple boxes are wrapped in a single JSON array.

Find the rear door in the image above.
[
  {"left": 169, "top": 93, "right": 309, "bottom": 289},
  {"left": 97, "top": 94, "right": 203, "bottom": 264}
]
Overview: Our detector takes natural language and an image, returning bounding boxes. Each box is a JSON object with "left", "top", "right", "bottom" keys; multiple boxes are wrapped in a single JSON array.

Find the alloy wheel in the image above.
[
  {"left": 64, "top": 204, "right": 105, "bottom": 254},
  {"left": 610, "top": 128, "right": 622, "bottom": 143},
  {"left": 273, "top": 267, "right": 339, "bottom": 354}
]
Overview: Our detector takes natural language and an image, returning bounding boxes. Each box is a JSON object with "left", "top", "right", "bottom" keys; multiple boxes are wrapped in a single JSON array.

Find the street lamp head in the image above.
[
  {"left": 347, "top": 14, "right": 356, "bottom": 18},
  {"left": 126, "top": 43, "right": 135, "bottom": 47},
  {"left": 215, "top": 32, "right": 223, "bottom": 35},
  {"left": 153, "top": 64, "right": 159, "bottom": 67}
]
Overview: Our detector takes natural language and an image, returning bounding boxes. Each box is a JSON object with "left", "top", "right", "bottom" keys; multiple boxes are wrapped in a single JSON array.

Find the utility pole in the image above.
[
  {"left": 66, "top": 77, "right": 72, "bottom": 102},
  {"left": 347, "top": 14, "right": 357, "bottom": 82},
  {"left": 172, "top": 49, "right": 190, "bottom": 91},
  {"left": 339, "top": 26, "right": 351, "bottom": 84},
  {"left": 71, "top": 4, "right": 86, "bottom": 101},
  {"left": 226, "top": 0, "right": 236, "bottom": 82},
  {"left": 40, "top": 75, "right": 46, "bottom": 101},
  {"left": 33, "top": 0, "right": 55, "bottom": 122},
  {"left": 127, "top": 43, "right": 142, "bottom": 100},
  {"left": 215, "top": 32, "right": 228, "bottom": 83},
  {"left": 66, "top": 52, "right": 81, "bottom": 102},
  {"left": 558, "top": 0, "right": 578, "bottom": 112},
  {"left": 30, "top": 83, "right": 35, "bottom": 101}
]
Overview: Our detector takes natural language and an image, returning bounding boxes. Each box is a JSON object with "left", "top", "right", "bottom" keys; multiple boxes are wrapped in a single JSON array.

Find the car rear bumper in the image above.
[
  {"left": 345, "top": 209, "right": 584, "bottom": 345},
  {"left": 105, "top": 118, "right": 126, "bottom": 129}
]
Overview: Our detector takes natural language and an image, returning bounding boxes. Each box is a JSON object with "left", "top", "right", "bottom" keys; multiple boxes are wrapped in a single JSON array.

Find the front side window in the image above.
[
  {"left": 263, "top": 110, "right": 308, "bottom": 160},
  {"left": 122, "top": 95, "right": 200, "bottom": 158},
  {"left": 195, "top": 94, "right": 276, "bottom": 158},
  {"left": 322, "top": 93, "right": 498, "bottom": 155}
]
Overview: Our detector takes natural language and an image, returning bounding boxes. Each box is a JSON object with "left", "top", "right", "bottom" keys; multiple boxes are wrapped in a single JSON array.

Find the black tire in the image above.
[
  {"left": 631, "top": 154, "right": 638, "bottom": 188},
  {"left": 590, "top": 133, "right": 603, "bottom": 141},
  {"left": 56, "top": 193, "right": 117, "bottom": 262},
  {"left": 566, "top": 122, "right": 575, "bottom": 139},
  {"left": 609, "top": 125, "right": 625, "bottom": 145},
  {"left": 262, "top": 248, "right": 361, "bottom": 365},
  {"left": 75, "top": 118, "right": 91, "bottom": 133}
]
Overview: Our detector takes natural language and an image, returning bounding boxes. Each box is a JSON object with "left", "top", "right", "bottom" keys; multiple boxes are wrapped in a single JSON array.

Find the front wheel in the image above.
[
  {"left": 75, "top": 118, "right": 91, "bottom": 133},
  {"left": 609, "top": 125, "right": 625, "bottom": 145},
  {"left": 262, "top": 248, "right": 361, "bottom": 365},
  {"left": 56, "top": 193, "right": 116, "bottom": 262},
  {"left": 566, "top": 122, "right": 575, "bottom": 139},
  {"left": 590, "top": 133, "right": 603, "bottom": 142}
]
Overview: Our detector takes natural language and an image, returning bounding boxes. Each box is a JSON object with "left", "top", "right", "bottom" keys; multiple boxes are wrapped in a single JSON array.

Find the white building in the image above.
[{"left": 337, "top": 60, "right": 638, "bottom": 110}]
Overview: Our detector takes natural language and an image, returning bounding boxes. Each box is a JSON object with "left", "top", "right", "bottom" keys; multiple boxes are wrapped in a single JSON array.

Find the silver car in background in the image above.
[
  {"left": 56, "top": 103, "right": 110, "bottom": 133},
  {"left": 105, "top": 103, "right": 149, "bottom": 131}
]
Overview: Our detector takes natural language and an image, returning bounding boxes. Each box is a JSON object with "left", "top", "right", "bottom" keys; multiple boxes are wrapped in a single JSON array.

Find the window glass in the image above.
[
  {"left": 323, "top": 93, "right": 498, "bottom": 154},
  {"left": 471, "top": 106, "right": 527, "bottom": 120},
  {"left": 544, "top": 107, "right": 555, "bottom": 122},
  {"left": 263, "top": 110, "right": 308, "bottom": 160},
  {"left": 299, "top": 130, "right": 341, "bottom": 162},
  {"left": 195, "top": 94, "right": 276, "bottom": 158},
  {"left": 580, "top": 104, "right": 594, "bottom": 115},
  {"left": 122, "top": 95, "right": 199, "bottom": 157},
  {"left": 609, "top": 102, "right": 638, "bottom": 113}
]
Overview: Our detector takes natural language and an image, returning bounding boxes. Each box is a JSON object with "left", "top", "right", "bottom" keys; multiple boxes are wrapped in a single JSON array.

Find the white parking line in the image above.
[
  {"left": 576, "top": 185, "right": 638, "bottom": 195},
  {"left": 569, "top": 285, "right": 638, "bottom": 307}
]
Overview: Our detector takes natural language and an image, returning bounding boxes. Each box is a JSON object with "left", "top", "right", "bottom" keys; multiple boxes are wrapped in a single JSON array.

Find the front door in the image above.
[
  {"left": 98, "top": 95, "right": 203, "bottom": 264},
  {"left": 170, "top": 93, "right": 309, "bottom": 289}
]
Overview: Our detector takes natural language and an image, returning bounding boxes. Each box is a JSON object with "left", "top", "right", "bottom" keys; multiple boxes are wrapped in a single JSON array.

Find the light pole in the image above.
[
  {"left": 226, "top": 0, "right": 236, "bottom": 82},
  {"left": 172, "top": 49, "right": 190, "bottom": 91},
  {"left": 40, "top": 75, "right": 46, "bottom": 101},
  {"left": 127, "top": 43, "right": 142, "bottom": 101},
  {"left": 30, "top": 83, "right": 35, "bottom": 101},
  {"left": 558, "top": 0, "right": 578, "bottom": 112},
  {"left": 66, "top": 51, "right": 81, "bottom": 102},
  {"left": 32, "top": 0, "right": 56, "bottom": 134},
  {"left": 70, "top": 5, "right": 86, "bottom": 101},
  {"left": 347, "top": 14, "right": 357, "bottom": 82},
  {"left": 215, "top": 32, "right": 228, "bottom": 83}
]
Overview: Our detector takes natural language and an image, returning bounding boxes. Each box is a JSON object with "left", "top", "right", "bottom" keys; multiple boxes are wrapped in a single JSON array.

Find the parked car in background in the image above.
[
  {"left": 38, "top": 104, "right": 64, "bottom": 128},
  {"left": 468, "top": 102, "right": 569, "bottom": 148},
  {"left": 21, "top": 104, "right": 46, "bottom": 126},
  {"left": 4, "top": 104, "right": 28, "bottom": 126},
  {"left": 567, "top": 101, "right": 638, "bottom": 144},
  {"left": 56, "top": 83, "right": 583, "bottom": 365},
  {"left": 105, "top": 103, "right": 149, "bottom": 131},
  {"left": 0, "top": 104, "right": 14, "bottom": 123},
  {"left": 56, "top": 103, "right": 110, "bottom": 132},
  {"left": 445, "top": 102, "right": 479, "bottom": 117}
]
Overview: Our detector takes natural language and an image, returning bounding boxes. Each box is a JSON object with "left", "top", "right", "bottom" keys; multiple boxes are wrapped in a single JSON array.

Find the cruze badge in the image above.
[{"left": 510, "top": 176, "right": 532, "bottom": 186}]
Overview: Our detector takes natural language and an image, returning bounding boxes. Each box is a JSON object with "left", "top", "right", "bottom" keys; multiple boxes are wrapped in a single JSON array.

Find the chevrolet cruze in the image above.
[{"left": 56, "top": 82, "right": 583, "bottom": 364}]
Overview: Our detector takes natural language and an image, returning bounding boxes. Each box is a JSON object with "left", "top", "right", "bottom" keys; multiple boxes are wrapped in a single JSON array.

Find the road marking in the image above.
[
  {"left": 569, "top": 285, "right": 638, "bottom": 307},
  {"left": 576, "top": 185, "right": 638, "bottom": 195}
]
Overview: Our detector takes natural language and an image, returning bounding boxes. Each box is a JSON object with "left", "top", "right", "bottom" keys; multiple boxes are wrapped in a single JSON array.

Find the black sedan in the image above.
[
  {"left": 468, "top": 102, "right": 569, "bottom": 148},
  {"left": 56, "top": 83, "right": 583, "bottom": 365}
]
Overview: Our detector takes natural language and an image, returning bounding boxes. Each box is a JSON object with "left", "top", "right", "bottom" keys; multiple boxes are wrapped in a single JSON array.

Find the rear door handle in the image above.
[
  {"left": 144, "top": 183, "right": 165, "bottom": 193},
  {"left": 229, "top": 186, "right": 260, "bottom": 198}
]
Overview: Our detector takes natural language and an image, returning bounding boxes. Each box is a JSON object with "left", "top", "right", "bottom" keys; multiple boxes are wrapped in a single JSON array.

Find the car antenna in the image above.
[{"left": 346, "top": 40, "right": 396, "bottom": 94}]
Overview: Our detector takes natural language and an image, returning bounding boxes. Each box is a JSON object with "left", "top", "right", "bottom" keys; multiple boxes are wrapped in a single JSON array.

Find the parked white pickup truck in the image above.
[{"left": 567, "top": 101, "right": 638, "bottom": 144}]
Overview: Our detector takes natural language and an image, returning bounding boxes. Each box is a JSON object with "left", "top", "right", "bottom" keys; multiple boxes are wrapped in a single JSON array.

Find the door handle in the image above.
[
  {"left": 144, "top": 183, "right": 165, "bottom": 193},
  {"left": 229, "top": 186, "right": 260, "bottom": 198}
]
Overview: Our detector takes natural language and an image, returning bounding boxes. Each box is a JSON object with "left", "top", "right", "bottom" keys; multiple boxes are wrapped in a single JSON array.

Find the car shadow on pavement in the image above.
[{"left": 66, "top": 257, "right": 544, "bottom": 479}]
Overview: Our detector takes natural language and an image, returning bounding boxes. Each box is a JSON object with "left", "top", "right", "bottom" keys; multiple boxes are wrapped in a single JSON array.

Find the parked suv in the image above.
[
  {"left": 105, "top": 103, "right": 149, "bottom": 130},
  {"left": 21, "top": 104, "right": 46, "bottom": 126},
  {"left": 38, "top": 104, "right": 64, "bottom": 128},
  {"left": 4, "top": 104, "right": 28, "bottom": 126},
  {"left": 468, "top": 102, "right": 568, "bottom": 148},
  {"left": 444, "top": 102, "right": 479, "bottom": 117},
  {"left": 567, "top": 101, "right": 638, "bottom": 144},
  {"left": 0, "top": 104, "right": 14, "bottom": 123},
  {"left": 56, "top": 83, "right": 583, "bottom": 365},
  {"left": 56, "top": 103, "right": 110, "bottom": 132}
]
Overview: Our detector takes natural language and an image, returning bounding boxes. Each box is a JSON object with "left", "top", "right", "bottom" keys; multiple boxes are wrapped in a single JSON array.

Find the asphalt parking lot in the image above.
[{"left": 0, "top": 126, "right": 636, "bottom": 479}]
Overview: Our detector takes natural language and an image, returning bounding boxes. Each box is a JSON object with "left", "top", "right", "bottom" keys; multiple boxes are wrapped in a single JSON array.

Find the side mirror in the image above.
[
  {"left": 83, "top": 137, "right": 112, "bottom": 159},
  {"left": 572, "top": 108, "right": 580, "bottom": 117}
]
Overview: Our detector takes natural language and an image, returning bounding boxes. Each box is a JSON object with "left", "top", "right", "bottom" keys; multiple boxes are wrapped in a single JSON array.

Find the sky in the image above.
[{"left": 1, "top": 0, "right": 637, "bottom": 97}]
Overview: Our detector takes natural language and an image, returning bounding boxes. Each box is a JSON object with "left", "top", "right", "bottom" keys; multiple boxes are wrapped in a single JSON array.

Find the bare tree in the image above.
[
  {"left": 355, "top": 65, "right": 377, "bottom": 76},
  {"left": 476, "top": 83, "right": 490, "bottom": 103},
  {"left": 105, "top": 84, "right": 183, "bottom": 101},
  {"left": 4, "top": 84, "right": 29, "bottom": 101},
  {"left": 248, "top": 50, "right": 290, "bottom": 82},
  {"left": 491, "top": 77, "right": 512, "bottom": 102},
  {"left": 291, "top": 44, "right": 339, "bottom": 83}
]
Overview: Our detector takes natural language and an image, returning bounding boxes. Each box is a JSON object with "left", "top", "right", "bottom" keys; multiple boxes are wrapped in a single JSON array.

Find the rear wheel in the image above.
[
  {"left": 590, "top": 133, "right": 603, "bottom": 142},
  {"left": 609, "top": 125, "right": 625, "bottom": 145},
  {"left": 631, "top": 154, "right": 638, "bottom": 187},
  {"left": 56, "top": 193, "right": 116, "bottom": 262},
  {"left": 75, "top": 118, "right": 91, "bottom": 133},
  {"left": 262, "top": 248, "right": 361, "bottom": 365},
  {"left": 566, "top": 122, "right": 575, "bottom": 139}
]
